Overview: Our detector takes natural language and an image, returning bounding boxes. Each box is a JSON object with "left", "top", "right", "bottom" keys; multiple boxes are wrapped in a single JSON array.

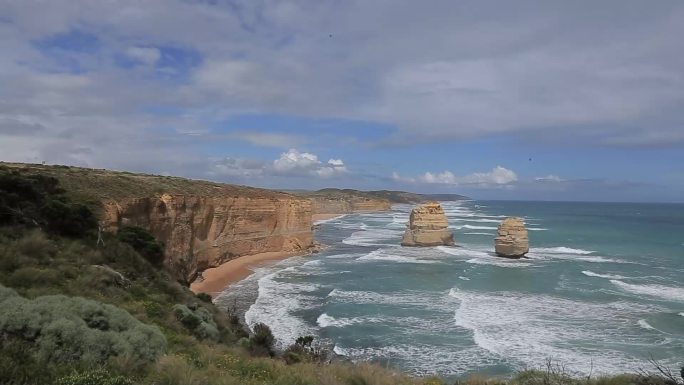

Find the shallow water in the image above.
[{"left": 216, "top": 201, "right": 684, "bottom": 378}]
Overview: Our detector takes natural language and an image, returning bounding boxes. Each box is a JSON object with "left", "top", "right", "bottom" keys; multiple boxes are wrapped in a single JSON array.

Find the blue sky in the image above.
[{"left": 1, "top": 1, "right": 684, "bottom": 202}]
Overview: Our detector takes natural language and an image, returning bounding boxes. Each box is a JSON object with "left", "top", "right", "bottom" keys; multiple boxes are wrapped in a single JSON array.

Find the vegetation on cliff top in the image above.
[
  {"left": 0, "top": 165, "right": 680, "bottom": 385},
  {"left": 289, "top": 188, "right": 470, "bottom": 204},
  {"left": 0, "top": 162, "right": 300, "bottom": 205}
]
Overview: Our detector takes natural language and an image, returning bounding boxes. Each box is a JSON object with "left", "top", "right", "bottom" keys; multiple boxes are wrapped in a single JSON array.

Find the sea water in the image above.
[{"left": 215, "top": 201, "right": 684, "bottom": 378}]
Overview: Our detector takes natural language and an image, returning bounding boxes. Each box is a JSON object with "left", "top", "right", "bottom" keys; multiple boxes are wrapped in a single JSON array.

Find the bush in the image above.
[
  {"left": 245, "top": 323, "right": 275, "bottom": 357},
  {"left": 116, "top": 226, "right": 164, "bottom": 266},
  {"left": 0, "top": 285, "right": 166, "bottom": 365},
  {"left": 196, "top": 292, "right": 212, "bottom": 303},
  {"left": 283, "top": 335, "right": 328, "bottom": 365},
  {"left": 56, "top": 369, "right": 134, "bottom": 385},
  {"left": 173, "top": 304, "right": 219, "bottom": 341},
  {"left": 40, "top": 198, "right": 97, "bottom": 238},
  {"left": 0, "top": 167, "right": 96, "bottom": 238}
]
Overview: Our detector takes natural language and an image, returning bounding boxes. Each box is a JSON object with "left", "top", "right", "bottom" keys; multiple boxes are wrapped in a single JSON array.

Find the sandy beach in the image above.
[
  {"left": 313, "top": 213, "right": 346, "bottom": 223},
  {"left": 190, "top": 250, "right": 302, "bottom": 296}
]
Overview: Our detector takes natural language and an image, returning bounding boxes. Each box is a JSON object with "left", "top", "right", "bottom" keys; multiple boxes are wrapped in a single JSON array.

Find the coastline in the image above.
[
  {"left": 190, "top": 250, "right": 303, "bottom": 296},
  {"left": 190, "top": 214, "right": 347, "bottom": 298},
  {"left": 313, "top": 213, "right": 347, "bottom": 224}
]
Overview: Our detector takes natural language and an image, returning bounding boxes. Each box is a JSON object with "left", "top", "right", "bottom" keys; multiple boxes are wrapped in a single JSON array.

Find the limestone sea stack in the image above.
[
  {"left": 494, "top": 217, "right": 529, "bottom": 258},
  {"left": 401, "top": 202, "right": 455, "bottom": 247}
]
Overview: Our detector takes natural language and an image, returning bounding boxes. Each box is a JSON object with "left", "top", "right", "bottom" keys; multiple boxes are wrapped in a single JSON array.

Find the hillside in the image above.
[
  {"left": 290, "top": 188, "right": 470, "bottom": 205},
  {"left": 1, "top": 163, "right": 314, "bottom": 284}
]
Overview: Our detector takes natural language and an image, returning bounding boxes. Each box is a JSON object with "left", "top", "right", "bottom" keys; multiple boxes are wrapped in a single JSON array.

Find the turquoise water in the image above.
[{"left": 216, "top": 201, "right": 684, "bottom": 378}]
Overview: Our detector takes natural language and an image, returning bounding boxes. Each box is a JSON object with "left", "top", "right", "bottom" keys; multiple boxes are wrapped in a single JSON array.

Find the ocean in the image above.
[{"left": 215, "top": 200, "right": 684, "bottom": 378}]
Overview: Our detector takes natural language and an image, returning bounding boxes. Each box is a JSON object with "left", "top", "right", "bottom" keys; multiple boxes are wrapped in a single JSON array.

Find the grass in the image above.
[{"left": 0, "top": 162, "right": 296, "bottom": 206}]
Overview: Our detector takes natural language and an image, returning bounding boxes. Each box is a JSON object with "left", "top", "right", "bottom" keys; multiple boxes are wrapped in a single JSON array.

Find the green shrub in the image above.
[
  {"left": 56, "top": 369, "right": 134, "bottom": 385},
  {"left": 116, "top": 226, "right": 164, "bottom": 265},
  {"left": 0, "top": 167, "right": 97, "bottom": 238},
  {"left": 40, "top": 198, "right": 97, "bottom": 238},
  {"left": 245, "top": 322, "right": 275, "bottom": 357},
  {"left": 172, "top": 304, "right": 220, "bottom": 341},
  {"left": 196, "top": 292, "right": 212, "bottom": 303},
  {"left": 0, "top": 285, "right": 166, "bottom": 365},
  {"left": 283, "top": 335, "right": 327, "bottom": 365}
]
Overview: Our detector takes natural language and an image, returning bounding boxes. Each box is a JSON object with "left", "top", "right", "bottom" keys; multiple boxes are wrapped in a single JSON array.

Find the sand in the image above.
[
  {"left": 190, "top": 250, "right": 302, "bottom": 296},
  {"left": 313, "top": 213, "right": 346, "bottom": 223}
]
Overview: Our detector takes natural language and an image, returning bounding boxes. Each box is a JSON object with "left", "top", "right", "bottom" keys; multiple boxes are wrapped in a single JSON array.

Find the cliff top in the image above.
[
  {"left": 1, "top": 162, "right": 297, "bottom": 203},
  {"left": 288, "top": 188, "right": 469, "bottom": 204}
]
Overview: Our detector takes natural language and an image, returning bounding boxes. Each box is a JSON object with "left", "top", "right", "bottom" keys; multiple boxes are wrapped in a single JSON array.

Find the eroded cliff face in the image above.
[
  {"left": 401, "top": 202, "right": 455, "bottom": 247},
  {"left": 310, "top": 196, "right": 391, "bottom": 214},
  {"left": 494, "top": 217, "right": 529, "bottom": 258},
  {"left": 103, "top": 193, "right": 313, "bottom": 282}
]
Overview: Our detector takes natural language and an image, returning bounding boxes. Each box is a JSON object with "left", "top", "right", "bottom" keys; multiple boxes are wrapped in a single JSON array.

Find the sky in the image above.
[{"left": 1, "top": 0, "right": 684, "bottom": 202}]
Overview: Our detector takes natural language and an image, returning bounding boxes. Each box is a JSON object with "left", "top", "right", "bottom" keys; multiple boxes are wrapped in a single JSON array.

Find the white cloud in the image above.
[
  {"left": 211, "top": 149, "right": 348, "bottom": 179},
  {"left": 272, "top": 149, "right": 348, "bottom": 178},
  {"left": 125, "top": 46, "right": 161, "bottom": 66},
  {"left": 535, "top": 174, "right": 564, "bottom": 182},
  {"left": 460, "top": 166, "right": 518, "bottom": 185},
  {"left": 394, "top": 166, "right": 517, "bottom": 187}
]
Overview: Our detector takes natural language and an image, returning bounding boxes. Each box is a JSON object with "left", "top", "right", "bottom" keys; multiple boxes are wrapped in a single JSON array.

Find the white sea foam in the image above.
[
  {"left": 637, "top": 319, "right": 655, "bottom": 330},
  {"left": 244, "top": 272, "right": 321, "bottom": 349},
  {"left": 316, "top": 313, "right": 361, "bottom": 328},
  {"left": 679, "top": 312, "right": 684, "bottom": 317},
  {"left": 532, "top": 247, "right": 595, "bottom": 255},
  {"left": 453, "top": 218, "right": 501, "bottom": 223},
  {"left": 466, "top": 257, "right": 531, "bottom": 268},
  {"left": 449, "top": 288, "right": 658, "bottom": 375},
  {"left": 327, "top": 288, "right": 455, "bottom": 310},
  {"left": 582, "top": 270, "right": 626, "bottom": 279},
  {"left": 437, "top": 246, "right": 491, "bottom": 259},
  {"left": 610, "top": 280, "right": 684, "bottom": 302},
  {"left": 357, "top": 249, "right": 440, "bottom": 264},
  {"left": 342, "top": 228, "right": 403, "bottom": 247},
  {"left": 528, "top": 248, "right": 625, "bottom": 264},
  {"left": 458, "top": 276, "right": 470, "bottom": 281},
  {"left": 333, "top": 345, "right": 350, "bottom": 356},
  {"left": 463, "top": 232, "right": 495, "bottom": 236},
  {"left": 452, "top": 225, "right": 498, "bottom": 230},
  {"left": 527, "top": 227, "right": 549, "bottom": 231},
  {"left": 329, "top": 343, "right": 496, "bottom": 376}
]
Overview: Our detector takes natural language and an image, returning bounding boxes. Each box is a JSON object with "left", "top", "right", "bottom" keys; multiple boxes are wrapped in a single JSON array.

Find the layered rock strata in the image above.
[
  {"left": 494, "top": 217, "right": 529, "bottom": 258},
  {"left": 401, "top": 202, "right": 454, "bottom": 247},
  {"left": 310, "top": 196, "right": 391, "bottom": 215},
  {"left": 102, "top": 193, "right": 313, "bottom": 282}
]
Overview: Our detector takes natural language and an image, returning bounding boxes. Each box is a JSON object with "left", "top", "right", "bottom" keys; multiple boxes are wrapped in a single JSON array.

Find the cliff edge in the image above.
[{"left": 3, "top": 163, "right": 313, "bottom": 282}]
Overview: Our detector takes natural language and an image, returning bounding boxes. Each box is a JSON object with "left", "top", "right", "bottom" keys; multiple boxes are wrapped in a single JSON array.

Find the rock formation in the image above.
[
  {"left": 494, "top": 217, "right": 529, "bottom": 258},
  {"left": 401, "top": 202, "right": 454, "bottom": 247},
  {"left": 310, "top": 196, "right": 391, "bottom": 215},
  {"left": 102, "top": 193, "right": 313, "bottom": 283}
]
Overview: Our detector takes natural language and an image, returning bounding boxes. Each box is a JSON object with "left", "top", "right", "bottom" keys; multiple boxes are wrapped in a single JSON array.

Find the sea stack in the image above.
[
  {"left": 494, "top": 217, "right": 529, "bottom": 258},
  {"left": 401, "top": 202, "right": 455, "bottom": 247}
]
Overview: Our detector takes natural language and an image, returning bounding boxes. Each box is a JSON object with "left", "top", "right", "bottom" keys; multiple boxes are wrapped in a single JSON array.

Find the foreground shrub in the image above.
[
  {"left": 173, "top": 303, "right": 219, "bottom": 341},
  {"left": 284, "top": 335, "right": 328, "bottom": 365},
  {"left": 240, "top": 322, "right": 275, "bottom": 357},
  {"left": 0, "top": 285, "right": 166, "bottom": 365},
  {"left": 196, "top": 292, "right": 213, "bottom": 303},
  {"left": 117, "top": 226, "right": 164, "bottom": 265},
  {"left": 0, "top": 167, "right": 97, "bottom": 238},
  {"left": 56, "top": 369, "right": 134, "bottom": 385}
]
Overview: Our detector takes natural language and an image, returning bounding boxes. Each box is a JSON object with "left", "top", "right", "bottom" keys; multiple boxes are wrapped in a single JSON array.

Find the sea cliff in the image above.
[
  {"left": 103, "top": 194, "right": 313, "bottom": 283},
  {"left": 2, "top": 163, "right": 314, "bottom": 283}
]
